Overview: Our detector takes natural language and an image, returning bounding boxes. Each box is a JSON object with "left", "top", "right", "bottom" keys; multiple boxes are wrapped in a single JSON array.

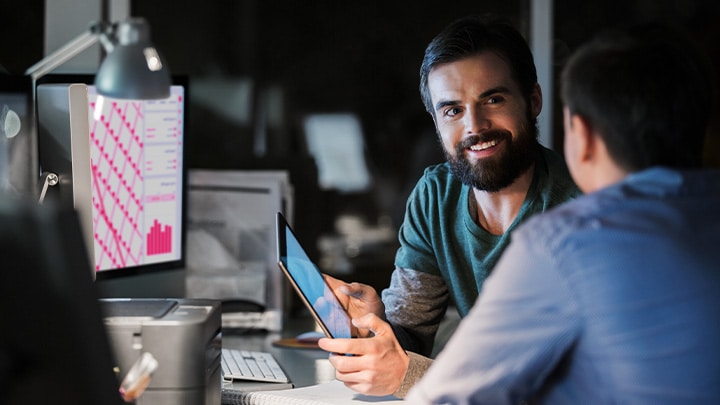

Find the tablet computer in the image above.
[{"left": 276, "top": 212, "right": 353, "bottom": 338}]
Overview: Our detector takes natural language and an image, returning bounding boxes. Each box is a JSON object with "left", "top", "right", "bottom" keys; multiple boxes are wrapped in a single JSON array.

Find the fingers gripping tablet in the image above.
[{"left": 276, "top": 212, "right": 353, "bottom": 339}]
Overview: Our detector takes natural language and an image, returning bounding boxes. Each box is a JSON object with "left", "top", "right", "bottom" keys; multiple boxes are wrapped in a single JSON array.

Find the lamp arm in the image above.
[
  {"left": 97, "top": 25, "right": 117, "bottom": 54},
  {"left": 25, "top": 22, "right": 110, "bottom": 81}
]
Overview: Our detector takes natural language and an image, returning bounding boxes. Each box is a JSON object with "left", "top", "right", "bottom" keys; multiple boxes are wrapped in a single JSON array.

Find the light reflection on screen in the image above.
[{"left": 283, "top": 225, "right": 351, "bottom": 338}]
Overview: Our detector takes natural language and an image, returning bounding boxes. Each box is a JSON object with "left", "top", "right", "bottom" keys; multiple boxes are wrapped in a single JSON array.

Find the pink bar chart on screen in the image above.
[
  {"left": 147, "top": 219, "right": 172, "bottom": 255},
  {"left": 88, "top": 88, "right": 184, "bottom": 271}
]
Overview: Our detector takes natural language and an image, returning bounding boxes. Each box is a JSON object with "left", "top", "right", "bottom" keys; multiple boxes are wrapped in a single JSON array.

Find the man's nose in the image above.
[{"left": 464, "top": 107, "right": 490, "bottom": 134}]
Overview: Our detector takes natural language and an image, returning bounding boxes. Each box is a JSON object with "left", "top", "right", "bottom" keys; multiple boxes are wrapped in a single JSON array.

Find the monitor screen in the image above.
[
  {"left": 302, "top": 113, "right": 372, "bottom": 193},
  {"left": 87, "top": 85, "right": 185, "bottom": 273},
  {"left": 0, "top": 74, "right": 32, "bottom": 195},
  {"left": 36, "top": 74, "right": 188, "bottom": 296}
]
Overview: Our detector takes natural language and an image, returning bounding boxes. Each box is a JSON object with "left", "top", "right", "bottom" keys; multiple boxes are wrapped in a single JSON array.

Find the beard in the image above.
[{"left": 445, "top": 113, "right": 538, "bottom": 192}]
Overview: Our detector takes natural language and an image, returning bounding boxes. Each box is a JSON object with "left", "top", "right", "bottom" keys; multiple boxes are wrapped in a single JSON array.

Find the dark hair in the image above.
[
  {"left": 419, "top": 14, "right": 538, "bottom": 116},
  {"left": 560, "top": 23, "right": 715, "bottom": 170}
]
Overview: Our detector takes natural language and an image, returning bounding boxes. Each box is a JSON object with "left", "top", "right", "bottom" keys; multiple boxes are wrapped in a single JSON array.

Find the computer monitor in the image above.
[
  {"left": 302, "top": 113, "right": 372, "bottom": 193},
  {"left": 0, "top": 74, "right": 32, "bottom": 195},
  {"left": 35, "top": 74, "right": 188, "bottom": 298},
  {"left": 0, "top": 197, "right": 124, "bottom": 405}
]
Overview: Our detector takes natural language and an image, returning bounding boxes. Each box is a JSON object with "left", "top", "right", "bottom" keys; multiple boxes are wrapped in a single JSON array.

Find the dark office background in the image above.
[{"left": 2, "top": 0, "right": 719, "bottom": 291}]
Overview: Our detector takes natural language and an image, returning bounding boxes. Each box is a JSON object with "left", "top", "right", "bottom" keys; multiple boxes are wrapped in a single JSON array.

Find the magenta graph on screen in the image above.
[{"left": 88, "top": 88, "right": 184, "bottom": 272}]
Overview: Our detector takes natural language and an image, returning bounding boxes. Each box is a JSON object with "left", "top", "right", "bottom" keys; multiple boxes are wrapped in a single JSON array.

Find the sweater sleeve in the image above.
[
  {"left": 382, "top": 267, "right": 449, "bottom": 356},
  {"left": 393, "top": 351, "right": 434, "bottom": 398}
]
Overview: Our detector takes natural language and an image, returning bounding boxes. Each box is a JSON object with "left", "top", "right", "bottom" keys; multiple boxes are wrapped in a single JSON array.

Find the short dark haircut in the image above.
[
  {"left": 561, "top": 23, "right": 715, "bottom": 170},
  {"left": 419, "top": 14, "right": 538, "bottom": 116}
]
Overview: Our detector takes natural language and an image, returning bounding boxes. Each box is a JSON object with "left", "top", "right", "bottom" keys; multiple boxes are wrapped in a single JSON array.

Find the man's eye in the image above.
[
  {"left": 487, "top": 96, "right": 503, "bottom": 104},
  {"left": 445, "top": 107, "right": 462, "bottom": 117}
]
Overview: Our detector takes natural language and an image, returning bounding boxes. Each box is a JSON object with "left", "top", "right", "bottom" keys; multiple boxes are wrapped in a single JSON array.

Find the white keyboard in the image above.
[{"left": 221, "top": 348, "right": 290, "bottom": 383}]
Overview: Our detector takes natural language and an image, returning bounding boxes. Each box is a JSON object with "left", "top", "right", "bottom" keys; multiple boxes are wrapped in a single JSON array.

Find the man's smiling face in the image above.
[{"left": 428, "top": 51, "right": 541, "bottom": 192}]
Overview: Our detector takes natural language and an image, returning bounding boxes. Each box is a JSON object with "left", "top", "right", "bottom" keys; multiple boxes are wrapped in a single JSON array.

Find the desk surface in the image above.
[{"left": 221, "top": 314, "right": 336, "bottom": 389}]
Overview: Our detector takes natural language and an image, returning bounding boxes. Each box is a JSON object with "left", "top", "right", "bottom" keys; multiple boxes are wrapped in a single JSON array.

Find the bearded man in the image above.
[{"left": 318, "top": 14, "right": 580, "bottom": 398}]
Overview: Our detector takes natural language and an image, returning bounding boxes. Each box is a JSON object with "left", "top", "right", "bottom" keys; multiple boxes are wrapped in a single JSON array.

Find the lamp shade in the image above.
[{"left": 94, "top": 18, "right": 171, "bottom": 99}]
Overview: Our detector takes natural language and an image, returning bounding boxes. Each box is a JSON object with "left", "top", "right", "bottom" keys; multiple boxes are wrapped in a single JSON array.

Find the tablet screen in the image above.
[{"left": 276, "top": 212, "right": 352, "bottom": 338}]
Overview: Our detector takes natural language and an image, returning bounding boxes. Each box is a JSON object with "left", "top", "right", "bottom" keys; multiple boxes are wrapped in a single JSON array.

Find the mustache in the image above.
[{"left": 457, "top": 130, "right": 512, "bottom": 150}]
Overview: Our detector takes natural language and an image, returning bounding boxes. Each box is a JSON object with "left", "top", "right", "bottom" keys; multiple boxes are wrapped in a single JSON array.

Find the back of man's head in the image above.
[
  {"left": 419, "top": 14, "right": 538, "bottom": 116},
  {"left": 561, "top": 23, "right": 715, "bottom": 171}
]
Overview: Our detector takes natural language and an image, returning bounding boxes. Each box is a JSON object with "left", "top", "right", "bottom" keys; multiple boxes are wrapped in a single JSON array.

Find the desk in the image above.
[{"left": 221, "top": 314, "right": 336, "bottom": 388}]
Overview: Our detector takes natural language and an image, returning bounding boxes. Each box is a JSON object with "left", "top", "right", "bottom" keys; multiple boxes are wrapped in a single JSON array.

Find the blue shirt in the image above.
[{"left": 406, "top": 167, "right": 720, "bottom": 404}]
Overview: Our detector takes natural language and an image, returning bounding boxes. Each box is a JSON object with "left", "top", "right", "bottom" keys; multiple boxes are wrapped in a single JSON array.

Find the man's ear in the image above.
[
  {"left": 564, "top": 111, "right": 628, "bottom": 192},
  {"left": 530, "top": 83, "right": 543, "bottom": 117},
  {"left": 570, "top": 114, "right": 595, "bottom": 163}
]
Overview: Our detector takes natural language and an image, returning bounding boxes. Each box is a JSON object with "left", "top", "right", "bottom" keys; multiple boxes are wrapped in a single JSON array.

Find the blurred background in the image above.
[{"left": 2, "top": 0, "right": 719, "bottom": 293}]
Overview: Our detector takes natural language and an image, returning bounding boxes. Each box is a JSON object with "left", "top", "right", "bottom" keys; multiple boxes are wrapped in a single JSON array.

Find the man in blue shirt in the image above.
[{"left": 405, "top": 22, "right": 720, "bottom": 404}]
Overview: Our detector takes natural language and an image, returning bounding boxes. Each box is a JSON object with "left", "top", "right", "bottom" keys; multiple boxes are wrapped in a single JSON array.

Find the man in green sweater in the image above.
[{"left": 318, "top": 14, "right": 579, "bottom": 397}]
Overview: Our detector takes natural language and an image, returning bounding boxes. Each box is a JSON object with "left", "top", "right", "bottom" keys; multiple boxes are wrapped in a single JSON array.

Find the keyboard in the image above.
[{"left": 221, "top": 348, "right": 290, "bottom": 384}]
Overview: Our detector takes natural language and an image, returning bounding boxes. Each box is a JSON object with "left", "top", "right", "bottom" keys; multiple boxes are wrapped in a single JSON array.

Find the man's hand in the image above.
[
  {"left": 324, "top": 274, "right": 385, "bottom": 337},
  {"left": 317, "top": 313, "right": 409, "bottom": 397}
]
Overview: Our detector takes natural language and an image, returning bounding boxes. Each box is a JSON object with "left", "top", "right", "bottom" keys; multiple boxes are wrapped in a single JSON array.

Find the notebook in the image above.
[{"left": 221, "top": 379, "right": 400, "bottom": 405}]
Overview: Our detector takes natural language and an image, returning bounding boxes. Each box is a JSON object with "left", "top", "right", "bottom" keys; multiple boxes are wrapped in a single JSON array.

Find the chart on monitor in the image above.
[{"left": 86, "top": 85, "right": 185, "bottom": 272}]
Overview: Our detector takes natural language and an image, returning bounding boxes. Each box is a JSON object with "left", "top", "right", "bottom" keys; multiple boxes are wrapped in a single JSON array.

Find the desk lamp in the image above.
[
  {"left": 25, "top": 17, "right": 171, "bottom": 202},
  {"left": 26, "top": 17, "right": 171, "bottom": 99}
]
